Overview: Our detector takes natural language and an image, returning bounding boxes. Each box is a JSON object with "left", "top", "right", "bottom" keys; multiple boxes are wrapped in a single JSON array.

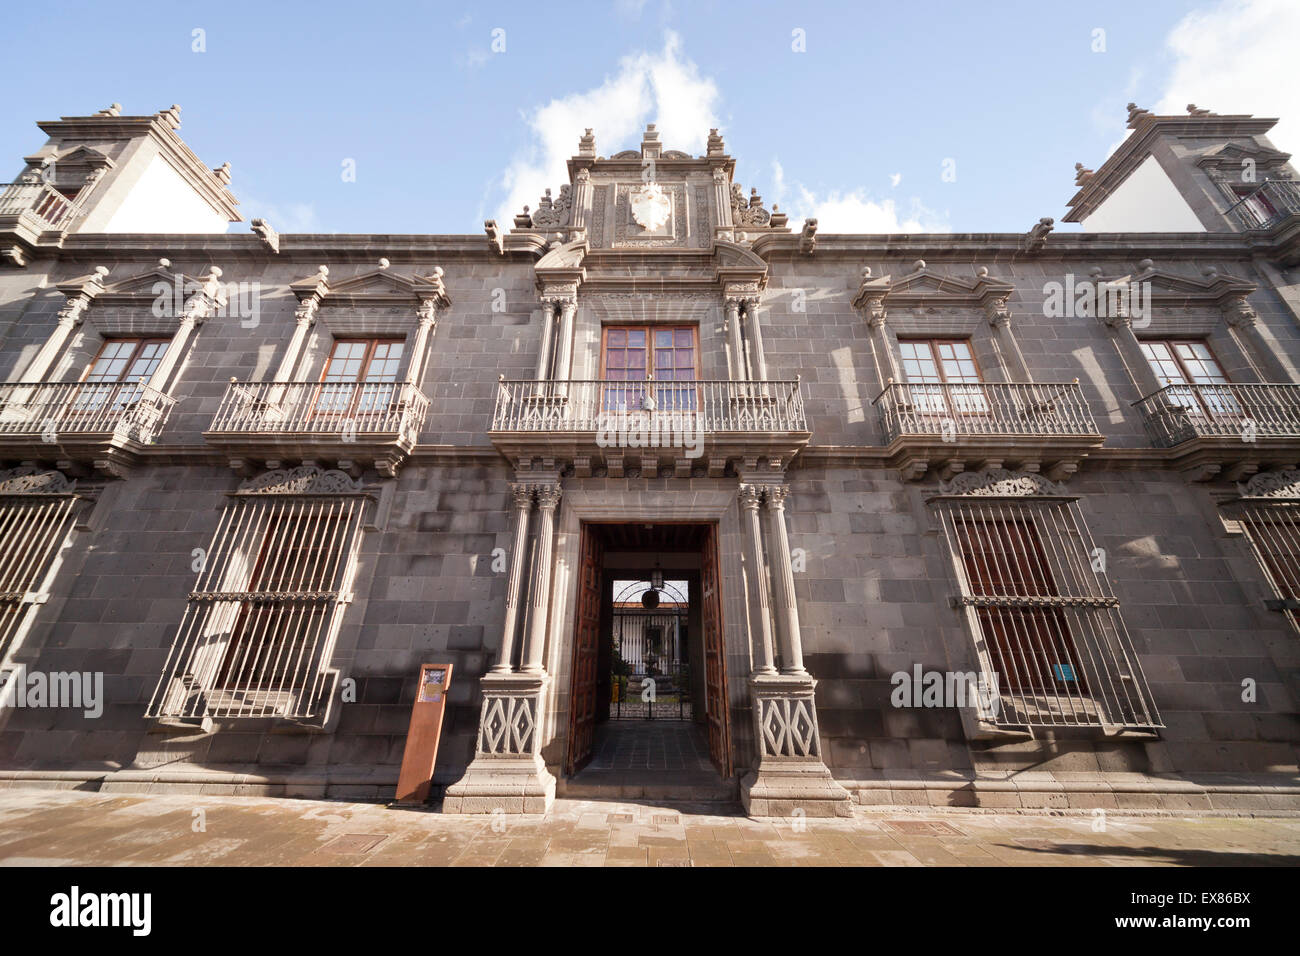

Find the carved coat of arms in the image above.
[{"left": 630, "top": 181, "right": 672, "bottom": 231}]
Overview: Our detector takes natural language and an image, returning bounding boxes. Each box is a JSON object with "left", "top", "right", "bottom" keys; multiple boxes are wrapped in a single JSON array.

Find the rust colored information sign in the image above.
[{"left": 394, "top": 662, "right": 453, "bottom": 805}]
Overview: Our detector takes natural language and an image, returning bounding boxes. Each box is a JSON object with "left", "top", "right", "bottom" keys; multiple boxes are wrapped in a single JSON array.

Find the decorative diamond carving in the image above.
[{"left": 757, "top": 694, "right": 820, "bottom": 758}]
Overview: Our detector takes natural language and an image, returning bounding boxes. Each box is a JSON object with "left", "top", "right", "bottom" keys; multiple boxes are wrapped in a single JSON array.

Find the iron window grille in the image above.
[
  {"left": 1222, "top": 494, "right": 1300, "bottom": 634},
  {"left": 0, "top": 475, "right": 80, "bottom": 660},
  {"left": 930, "top": 491, "right": 1162, "bottom": 732},
  {"left": 147, "top": 487, "right": 367, "bottom": 720}
]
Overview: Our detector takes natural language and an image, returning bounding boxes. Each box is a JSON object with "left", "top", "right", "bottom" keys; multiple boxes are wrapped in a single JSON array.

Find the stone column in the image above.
[
  {"left": 404, "top": 297, "right": 439, "bottom": 386},
  {"left": 22, "top": 296, "right": 91, "bottom": 383},
  {"left": 273, "top": 298, "right": 317, "bottom": 382},
  {"left": 533, "top": 300, "right": 557, "bottom": 380},
  {"left": 985, "top": 297, "right": 1033, "bottom": 381},
  {"left": 764, "top": 485, "right": 807, "bottom": 677},
  {"left": 1103, "top": 313, "right": 1163, "bottom": 397},
  {"left": 1224, "top": 297, "right": 1293, "bottom": 383},
  {"left": 742, "top": 297, "right": 768, "bottom": 380},
  {"left": 144, "top": 311, "right": 203, "bottom": 396},
  {"left": 570, "top": 168, "right": 592, "bottom": 232},
  {"left": 739, "top": 484, "right": 776, "bottom": 675},
  {"left": 521, "top": 483, "right": 561, "bottom": 673},
  {"left": 712, "top": 166, "right": 734, "bottom": 232},
  {"left": 492, "top": 483, "right": 534, "bottom": 674},
  {"left": 726, "top": 298, "right": 749, "bottom": 380},
  {"left": 552, "top": 300, "right": 577, "bottom": 383}
]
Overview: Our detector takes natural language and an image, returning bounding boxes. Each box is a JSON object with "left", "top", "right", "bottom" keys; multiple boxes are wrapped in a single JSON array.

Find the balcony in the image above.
[
  {"left": 488, "top": 379, "right": 809, "bottom": 477},
  {"left": 1133, "top": 382, "right": 1300, "bottom": 480},
  {"left": 0, "top": 381, "right": 176, "bottom": 475},
  {"left": 873, "top": 381, "right": 1104, "bottom": 481},
  {"left": 1228, "top": 179, "right": 1300, "bottom": 231},
  {"left": 0, "top": 182, "right": 81, "bottom": 261},
  {"left": 204, "top": 379, "right": 431, "bottom": 477}
]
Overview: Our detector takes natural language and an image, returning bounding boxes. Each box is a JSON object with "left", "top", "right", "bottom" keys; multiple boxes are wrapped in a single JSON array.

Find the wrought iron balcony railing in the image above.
[
  {"left": 873, "top": 381, "right": 1100, "bottom": 443},
  {"left": 0, "top": 181, "right": 81, "bottom": 231},
  {"left": 0, "top": 380, "right": 176, "bottom": 445},
  {"left": 208, "top": 379, "right": 430, "bottom": 446},
  {"left": 1133, "top": 382, "right": 1300, "bottom": 447},
  {"left": 1227, "top": 179, "right": 1300, "bottom": 230},
  {"left": 490, "top": 379, "right": 808, "bottom": 433}
]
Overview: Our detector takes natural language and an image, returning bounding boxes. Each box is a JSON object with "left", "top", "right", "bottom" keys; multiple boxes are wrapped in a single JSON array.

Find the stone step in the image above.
[{"left": 557, "top": 771, "right": 739, "bottom": 803}]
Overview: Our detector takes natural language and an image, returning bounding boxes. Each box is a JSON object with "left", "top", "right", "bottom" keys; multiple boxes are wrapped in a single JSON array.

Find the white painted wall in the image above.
[
  {"left": 1081, "top": 155, "right": 1206, "bottom": 233},
  {"left": 95, "top": 153, "right": 230, "bottom": 234}
]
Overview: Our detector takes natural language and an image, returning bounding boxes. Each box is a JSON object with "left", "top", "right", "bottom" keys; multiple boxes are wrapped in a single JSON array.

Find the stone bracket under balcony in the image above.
[
  {"left": 487, "top": 379, "right": 811, "bottom": 479},
  {"left": 1134, "top": 382, "right": 1300, "bottom": 481},
  {"left": 0, "top": 381, "right": 177, "bottom": 478},
  {"left": 203, "top": 379, "right": 431, "bottom": 479},
  {"left": 873, "top": 381, "right": 1106, "bottom": 482}
]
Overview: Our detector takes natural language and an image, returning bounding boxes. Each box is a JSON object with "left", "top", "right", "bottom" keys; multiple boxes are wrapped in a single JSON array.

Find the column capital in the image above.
[
  {"left": 984, "top": 296, "right": 1012, "bottom": 328},
  {"left": 535, "top": 484, "right": 562, "bottom": 510},
  {"left": 764, "top": 484, "right": 791, "bottom": 510},
  {"left": 1223, "top": 296, "right": 1258, "bottom": 329},
  {"left": 293, "top": 296, "right": 319, "bottom": 326},
  {"left": 738, "top": 483, "right": 764, "bottom": 509},
  {"left": 416, "top": 296, "right": 439, "bottom": 328},
  {"left": 508, "top": 482, "right": 535, "bottom": 509},
  {"left": 863, "top": 295, "right": 887, "bottom": 329}
]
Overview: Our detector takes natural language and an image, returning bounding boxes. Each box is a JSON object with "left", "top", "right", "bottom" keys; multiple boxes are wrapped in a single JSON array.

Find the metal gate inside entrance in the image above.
[
  {"left": 565, "top": 522, "right": 730, "bottom": 777},
  {"left": 610, "top": 599, "right": 691, "bottom": 720}
]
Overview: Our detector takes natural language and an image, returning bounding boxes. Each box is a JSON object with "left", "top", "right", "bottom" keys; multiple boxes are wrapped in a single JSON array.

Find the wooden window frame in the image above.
[
  {"left": 313, "top": 337, "right": 407, "bottom": 423},
  {"left": 599, "top": 325, "right": 700, "bottom": 413},
  {"left": 898, "top": 337, "right": 990, "bottom": 418},
  {"left": 1138, "top": 337, "right": 1241, "bottom": 422}
]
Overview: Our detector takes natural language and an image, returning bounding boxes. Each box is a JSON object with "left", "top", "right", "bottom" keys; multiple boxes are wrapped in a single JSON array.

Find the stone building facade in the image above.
[{"left": 0, "top": 104, "right": 1298, "bottom": 815}]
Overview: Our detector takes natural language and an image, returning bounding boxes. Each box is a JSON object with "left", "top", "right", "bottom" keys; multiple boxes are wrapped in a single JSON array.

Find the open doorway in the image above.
[{"left": 565, "top": 522, "right": 731, "bottom": 789}]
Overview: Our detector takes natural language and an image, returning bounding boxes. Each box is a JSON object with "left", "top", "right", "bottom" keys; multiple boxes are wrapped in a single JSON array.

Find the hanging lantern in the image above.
[
  {"left": 641, "top": 589, "right": 660, "bottom": 609},
  {"left": 650, "top": 565, "right": 664, "bottom": 591}
]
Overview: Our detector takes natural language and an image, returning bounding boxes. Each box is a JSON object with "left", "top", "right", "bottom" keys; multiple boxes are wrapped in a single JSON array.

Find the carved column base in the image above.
[
  {"left": 443, "top": 673, "right": 555, "bottom": 814},
  {"left": 741, "top": 674, "right": 851, "bottom": 818}
]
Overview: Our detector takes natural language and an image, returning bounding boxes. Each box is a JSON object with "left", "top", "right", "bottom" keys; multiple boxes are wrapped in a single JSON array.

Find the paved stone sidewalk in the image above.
[{"left": 0, "top": 789, "right": 1297, "bottom": 867}]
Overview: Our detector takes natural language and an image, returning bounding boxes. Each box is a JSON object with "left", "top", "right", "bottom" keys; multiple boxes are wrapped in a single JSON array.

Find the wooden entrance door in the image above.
[
  {"left": 565, "top": 523, "right": 604, "bottom": 774},
  {"left": 701, "top": 524, "right": 731, "bottom": 777}
]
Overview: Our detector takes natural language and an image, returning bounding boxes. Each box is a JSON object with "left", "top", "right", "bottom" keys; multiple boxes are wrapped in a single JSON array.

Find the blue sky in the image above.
[{"left": 4, "top": 0, "right": 1296, "bottom": 235}]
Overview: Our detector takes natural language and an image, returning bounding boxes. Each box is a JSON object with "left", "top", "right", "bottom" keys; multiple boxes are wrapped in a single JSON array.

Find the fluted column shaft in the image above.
[
  {"left": 726, "top": 300, "right": 749, "bottom": 380},
  {"left": 765, "top": 485, "right": 807, "bottom": 676},
  {"left": 533, "top": 301, "right": 557, "bottom": 380},
  {"left": 742, "top": 298, "right": 768, "bottom": 379},
  {"left": 552, "top": 301, "right": 577, "bottom": 385},
  {"left": 145, "top": 312, "right": 201, "bottom": 395},
  {"left": 405, "top": 299, "right": 438, "bottom": 385},
  {"left": 522, "top": 484, "right": 562, "bottom": 673},
  {"left": 739, "top": 484, "right": 776, "bottom": 675},
  {"left": 273, "top": 300, "right": 317, "bottom": 382},
  {"left": 22, "top": 305, "right": 85, "bottom": 383},
  {"left": 492, "top": 483, "right": 534, "bottom": 674}
]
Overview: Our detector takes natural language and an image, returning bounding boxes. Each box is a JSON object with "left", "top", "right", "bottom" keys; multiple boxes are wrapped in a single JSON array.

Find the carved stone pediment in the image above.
[
  {"left": 1237, "top": 468, "right": 1300, "bottom": 499},
  {"left": 237, "top": 464, "right": 364, "bottom": 496},
  {"left": 851, "top": 264, "right": 1014, "bottom": 316},
  {"left": 0, "top": 467, "right": 76, "bottom": 495},
  {"left": 937, "top": 468, "right": 1068, "bottom": 497},
  {"left": 293, "top": 264, "right": 450, "bottom": 310}
]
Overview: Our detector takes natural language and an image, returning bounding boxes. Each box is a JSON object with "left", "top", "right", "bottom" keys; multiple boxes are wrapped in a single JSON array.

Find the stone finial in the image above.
[
  {"left": 976, "top": 265, "right": 989, "bottom": 277},
  {"left": 643, "top": 123, "right": 660, "bottom": 140},
  {"left": 92, "top": 265, "right": 110, "bottom": 281},
  {"left": 378, "top": 258, "right": 390, "bottom": 270},
  {"left": 1187, "top": 103, "right": 1212, "bottom": 116},
  {"left": 1126, "top": 102, "right": 1152, "bottom": 125},
  {"left": 1088, "top": 266, "right": 1104, "bottom": 277},
  {"left": 1202, "top": 265, "right": 1219, "bottom": 278},
  {"left": 578, "top": 128, "right": 595, "bottom": 156},
  {"left": 213, "top": 162, "right": 232, "bottom": 184},
  {"left": 707, "top": 128, "right": 725, "bottom": 156},
  {"left": 158, "top": 258, "right": 172, "bottom": 270},
  {"left": 157, "top": 104, "right": 182, "bottom": 128},
  {"left": 514, "top": 205, "right": 533, "bottom": 229},
  {"left": 1137, "top": 258, "right": 1155, "bottom": 273},
  {"left": 95, "top": 103, "right": 123, "bottom": 117},
  {"left": 1074, "top": 163, "right": 1094, "bottom": 186},
  {"left": 316, "top": 264, "right": 329, "bottom": 279},
  {"left": 861, "top": 266, "right": 872, "bottom": 280},
  {"left": 911, "top": 259, "right": 926, "bottom": 273}
]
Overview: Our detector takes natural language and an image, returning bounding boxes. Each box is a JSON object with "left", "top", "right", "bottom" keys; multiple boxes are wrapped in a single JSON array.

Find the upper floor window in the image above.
[
  {"left": 1139, "top": 339, "right": 1239, "bottom": 419},
  {"left": 899, "top": 338, "right": 987, "bottom": 415},
  {"left": 82, "top": 338, "right": 168, "bottom": 384},
  {"left": 601, "top": 326, "right": 697, "bottom": 412},
  {"left": 317, "top": 338, "right": 404, "bottom": 417},
  {"left": 74, "top": 338, "right": 168, "bottom": 412}
]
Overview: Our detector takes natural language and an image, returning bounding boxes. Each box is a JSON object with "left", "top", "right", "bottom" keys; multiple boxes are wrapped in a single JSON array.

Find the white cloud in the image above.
[
  {"left": 493, "top": 32, "right": 719, "bottom": 225},
  {"left": 889, "top": 173, "right": 901, "bottom": 188},
  {"left": 1154, "top": 0, "right": 1300, "bottom": 155},
  {"left": 785, "top": 186, "right": 946, "bottom": 233}
]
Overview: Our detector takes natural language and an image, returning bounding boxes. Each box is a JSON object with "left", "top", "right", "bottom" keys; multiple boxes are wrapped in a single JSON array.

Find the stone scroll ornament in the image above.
[
  {"left": 530, "top": 186, "right": 572, "bottom": 228},
  {"left": 731, "top": 184, "right": 771, "bottom": 227},
  {"left": 0, "top": 467, "right": 75, "bottom": 495},
  {"left": 1238, "top": 469, "right": 1300, "bottom": 499},
  {"left": 237, "top": 464, "right": 364, "bottom": 495},
  {"left": 938, "top": 468, "right": 1067, "bottom": 497}
]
